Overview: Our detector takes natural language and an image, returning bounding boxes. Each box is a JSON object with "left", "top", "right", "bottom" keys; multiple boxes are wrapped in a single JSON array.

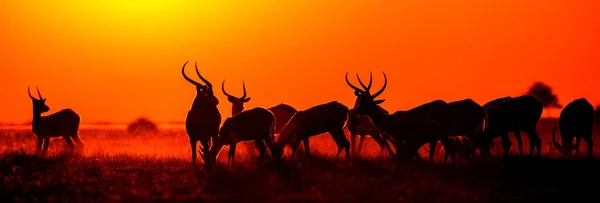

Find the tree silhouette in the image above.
[
  {"left": 126, "top": 117, "right": 159, "bottom": 137},
  {"left": 526, "top": 82, "right": 562, "bottom": 117}
]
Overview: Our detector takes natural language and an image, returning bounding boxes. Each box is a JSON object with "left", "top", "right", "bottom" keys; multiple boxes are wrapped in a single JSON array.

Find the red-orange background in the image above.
[{"left": 1, "top": 0, "right": 598, "bottom": 124}]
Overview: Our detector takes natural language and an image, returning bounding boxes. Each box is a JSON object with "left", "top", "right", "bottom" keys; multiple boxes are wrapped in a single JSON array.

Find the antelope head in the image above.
[
  {"left": 221, "top": 80, "right": 250, "bottom": 115},
  {"left": 28, "top": 86, "right": 49, "bottom": 114},
  {"left": 181, "top": 61, "right": 218, "bottom": 106},
  {"left": 552, "top": 125, "right": 573, "bottom": 155},
  {"left": 345, "top": 71, "right": 387, "bottom": 115}
]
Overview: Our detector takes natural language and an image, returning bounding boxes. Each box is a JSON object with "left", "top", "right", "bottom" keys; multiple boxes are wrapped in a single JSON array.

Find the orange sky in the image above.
[{"left": 1, "top": 0, "right": 599, "bottom": 124}]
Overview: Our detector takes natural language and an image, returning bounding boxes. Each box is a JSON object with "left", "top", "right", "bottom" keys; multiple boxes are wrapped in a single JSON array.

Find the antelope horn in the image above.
[
  {"left": 345, "top": 72, "right": 364, "bottom": 93},
  {"left": 27, "top": 86, "right": 38, "bottom": 100},
  {"left": 36, "top": 86, "right": 44, "bottom": 100},
  {"left": 221, "top": 80, "right": 235, "bottom": 98},
  {"left": 241, "top": 81, "right": 247, "bottom": 99},
  {"left": 371, "top": 71, "right": 387, "bottom": 98},
  {"left": 181, "top": 61, "right": 205, "bottom": 87},
  {"left": 194, "top": 62, "right": 212, "bottom": 89},
  {"left": 356, "top": 72, "right": 373, "bottom": 92},
  {"left": 552, "top": 124, "right": 564, "bottom": 153}
]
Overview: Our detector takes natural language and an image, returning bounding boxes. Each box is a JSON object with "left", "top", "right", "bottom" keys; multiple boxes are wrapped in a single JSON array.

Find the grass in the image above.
[{"left": 0, "top": 126, "right": 599, "bottom": 202}]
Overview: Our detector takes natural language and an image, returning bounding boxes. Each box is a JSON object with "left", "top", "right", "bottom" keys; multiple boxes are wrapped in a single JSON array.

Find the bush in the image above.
[{"left": 126, "top": 117, "right": 159, "bottom": 137}]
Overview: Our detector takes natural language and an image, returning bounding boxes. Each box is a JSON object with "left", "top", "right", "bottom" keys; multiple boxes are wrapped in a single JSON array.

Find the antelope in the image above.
[
  {"left": 204, "top": 107, "right": 275, "bottom": 168},
  {"left": 345, "top": 72, "right": 444, "bottom": 162},
  {"left": 270, "top": 101, "right": 351, "bottom": 160},
  {"left": 27, "top": 86, "right": 84, "bottom": 153},
  {"left": 221, "top": 80, "right": 297, "bottom": 141},
  {"left": 475, "top": 95, "right": 543, "bottom": 157},
  {"left": 182, "top": 61, "right": 222, "bottom": 164},
  {"left": 221, "top": 80, "right": 250, "bottom": 116},
  {"left": 268, "top": 103, "right": 298, "bottom": 135},
  {"left": 552, "top": 98, "right": 595, "bottom": 156},
  {"left": 446, "top": 99, "right": 486, "bottom": 159},
  {"left": 344, "top": 72, "right": 391, "bottom": 156}
]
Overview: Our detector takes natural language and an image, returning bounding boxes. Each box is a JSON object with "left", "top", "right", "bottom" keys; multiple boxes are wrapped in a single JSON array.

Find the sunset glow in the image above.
[{"left": 2, "top": 0, "right": 599, "bottom": 124}]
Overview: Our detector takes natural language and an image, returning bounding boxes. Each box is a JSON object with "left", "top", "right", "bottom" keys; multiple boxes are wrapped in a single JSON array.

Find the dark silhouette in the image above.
[
  {"left": 270, "top": 101, "right": 351, "bottom": 160},
  {"left": 205, "top": 107, "right": 275, "bottom": 168},
  {"left": 126, "top": 117, "right": 159, "bottom": 137},
  {"left": 475, "top": 95, "right": 543, "bottom": 157},
  {"left": 527, "top": 82, "right": 562, "bottom": 117},
  {"left": 181, "top": 61, "right": 222, "bottom": 164},
  {"left": 344, "top": 72, "right": 390, "bottom": 156},
  {"left": 552, "top": 98, "right": 595, "bottom": 156},
  {"left": 445, "top": 99, "right": 486, "bottom": 159},
  {"left": 482, "top": 96, "right": 512, "bottom": 110},
  {"left": 267, "top": 104, "right": 298, "bottom": 136},
  {"left": 440, "top": 137, "right": 460, "bottom": 164},
  {"left": 346, "top": 110, "right": 388, "bottom": 156},
  {"left": 221, "top": 80, "right": 250, "bottom": 116},
  {"left": 595, "top": 104, "right": 600, "bottom": 126},
  {"left": 345, "top": 72, "right": 442, "bottom": 161},
  {"left": 28, "top": 86, "right": 84, "bottom": 153}
]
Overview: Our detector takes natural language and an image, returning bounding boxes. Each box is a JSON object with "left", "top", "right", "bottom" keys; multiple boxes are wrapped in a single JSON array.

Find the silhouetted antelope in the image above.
[
  {"left": 345, "top": 72, "right": 443, "bottom": 161},
  {"left": 270, "top": 101, "right": 351, "bottom": 160},
  {"left": 476, "top": 95, "right": 543, "bottom": 157},
  {"left": 482, "top": 96, "right": 512, "bottom": 110},
  {"left": 268, "top": 104, "right": 298, "bottom": 135},
  {"left": 345, "top": 72, "right": 392, "bottom": 157},
  {"left": 204, "top": 107, "right": 275, "bottom": 168},
  {"left": 182, "top": 61, "right": 221, "bottom": 164},
  {"left": 28, "top": 86, "right": 84, "bottom": 153},
  {"left": 552, "top": 98, "right": 594, "bottom": 156},
  {"left": 221, "top": 80, "right": 250, "bottom": 116},
  {"left": 446, "top": 99, "right": 486, "bottom": 158}
]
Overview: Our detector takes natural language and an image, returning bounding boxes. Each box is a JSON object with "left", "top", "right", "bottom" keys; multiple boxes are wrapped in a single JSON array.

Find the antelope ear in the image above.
[
  {"left": 243, "top": 97, "right": 251, "bottom": 102},
  {"left": 374, "top": 99, "right": 385, "bottom": 104}
]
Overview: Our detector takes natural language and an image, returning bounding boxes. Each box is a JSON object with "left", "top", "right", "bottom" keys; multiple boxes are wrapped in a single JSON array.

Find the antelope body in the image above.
[
  {"left": 182, "top": 61, "right": 222, "bottom": 163},
  {"left": 205, "top": 107, "right": 275, "bottom": 167},
  {"left": 28, "top": 87, "right": 84, "bottom": 153},
  {"left": 552, "top": 98, "right": 595, "bottom": 156},
  {"left": 270, "top": 101, "right": 351, "bottom": 160},
  {"left": 347, "top": 109, "right": 389, "bottom": 156},
  {"left": 268, "top": 103, "right": 298, "bottom": 135},
  {"left": 476, "top": 95, "right": 543, "bottom": 157}
]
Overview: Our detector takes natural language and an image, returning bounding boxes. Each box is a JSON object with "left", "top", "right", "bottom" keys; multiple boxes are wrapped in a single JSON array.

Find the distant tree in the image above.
[
  {"left": 527, "top": 82, "right": 562, "bottom": 117},
  {"left": 126, "top": 117, "right": 159, "bottom": 137}
]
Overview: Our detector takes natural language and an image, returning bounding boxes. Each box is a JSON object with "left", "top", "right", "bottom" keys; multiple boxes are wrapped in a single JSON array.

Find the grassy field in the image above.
[{"left": 1, "top": 120, "right": 599, "bottom": 202}]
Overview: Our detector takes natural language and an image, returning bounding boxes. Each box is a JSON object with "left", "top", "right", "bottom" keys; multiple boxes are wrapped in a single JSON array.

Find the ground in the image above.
[{"left": 0, "top": 119, "right": 598, "bottom": 202}]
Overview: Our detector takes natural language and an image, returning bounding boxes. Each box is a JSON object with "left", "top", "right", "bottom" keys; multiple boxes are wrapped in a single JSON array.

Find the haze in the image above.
[{"left": 1, "top": 0, "right": 599, "bottom": 124}]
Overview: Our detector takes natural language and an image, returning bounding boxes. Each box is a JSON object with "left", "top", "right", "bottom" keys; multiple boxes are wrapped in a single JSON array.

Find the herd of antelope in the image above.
[{"left": 26, "top": 61, "right": 596, "bottom": 169}]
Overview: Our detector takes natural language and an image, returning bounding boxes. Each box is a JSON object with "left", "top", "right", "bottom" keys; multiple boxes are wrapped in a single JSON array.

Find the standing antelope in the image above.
[
  {"left": 345, "top": 72, "right": 443, "bottom": 161},
  {"left": 476, "top": 95, "right": 543, "bottom": 158},
  {"left": 270, "top": 101, "right": 351, "bottom": 160},
  {"left": 221, "top": 80, "right": 250, "bottom": 116},
  {"left": 344, "top": 72, "right": 392, "bottom": 157},
  {"left": 182, "top": 61, "right": 222, "bottom": 164},
  {"left": 28, "top": 86, "right": 84, "bottom": 153},
  {"left": 204, "top": 107, "right": 275, "bottom": 168},
  {"left": 552, "top": 98, "right": 595, "bottom": 156},
  {"left": 221, "top": 80, "right": 296, "bottom": 141}
]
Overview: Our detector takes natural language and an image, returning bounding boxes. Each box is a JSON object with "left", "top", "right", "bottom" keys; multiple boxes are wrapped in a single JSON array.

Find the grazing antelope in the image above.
[
  {"left": 28, "top": 86, "right": 84, "bottom": 153},
  {"left": 476, "top": 95, "right": 543, "bottom": 157},
  {"left": 204, "top": 107, "right": 275, "bottom": 168},
  {"left": 345, "top": 72, "right": 444, "bottom": 161},
  {"left": 221, "top": 80, "right": 250, "bottom": 116},
  {"left": 270, "top": 101, "right": 351, "bottom": 160},
  {"left": 552, "top": 98, "right": 595, "bottom": 156},
  {"left": 268, "top": 103, "right": 298, "bottom": 135},
  {"left": 182, "top": 61, "right": 222, "bottom": 163},
  {"left": 446, "top": 99, "right": 486, "bottom": 159}
]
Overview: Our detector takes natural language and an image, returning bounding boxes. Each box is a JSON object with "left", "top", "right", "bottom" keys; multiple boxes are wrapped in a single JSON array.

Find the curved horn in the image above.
[
  {"left": 345, "top": 72, "right": 364, "bottom": 93},
  {"left": 356, "top": 72, "right": 373, "bottom": 92},
  {"left": 36, "top": 86, "right": 43, "bottom": 100},
  {"left": 552, "top": 124, "right": 563, "bottom": 153},
  {"left": 221, "top": 80, "right": 235, "bottom": 98},
  {"left": 181, "top": 61, "right": 204, "bottom": 87},
  {"left": 371, "top": 71, "right": 387, "bottom": 98},
  {"left": 194, "top": 62, "right": 213, "bottom": 89},
  {"left": 241, "top": 81, "right": 247, "bottom": 99},
  {"left": 28, "top": 86, "right": 38, "bottom": 100}
]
